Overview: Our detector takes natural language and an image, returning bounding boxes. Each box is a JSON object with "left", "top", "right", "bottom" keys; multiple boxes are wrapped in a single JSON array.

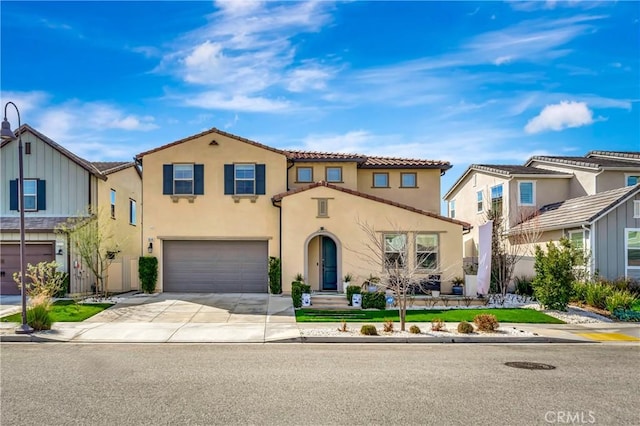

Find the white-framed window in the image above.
[
  {"left": 110, "top": 189, "right": 116, "bottom": 218},
  {"left": 129, "top": 199, "right": 136, "bottom": 225},
  {"left": 326, "top": 167, "right": 342, "bottom": 182},
  {"left": 416, "top": 234, "right": 438, "bottom": 270},
  {"left": 476, "top": 191, "right": 483, "bottom": 213},
  {"left": 626, "top": 175, "right": 640, "bottom": 186},
  {"left": 23, "top": 179, "right": 38, "bottom": 211},
  {"left": 491, "top": 184, "right": 503, "bottom": 212},
  {"left": 401, "top": 173, "right": 417, "bottom": 188},
  {"left": 235, "top": 164, "right": 255, "bottom": 195},
  {"left": 634, "top": 201, "right": 640, "bottom": 219},
  {"left": 568, "top": 230, "right": 584, "bottom": 252},
  {"left": 297, "top": 167, "right": 313, "bottom": 183},
  {"left": 449, "top": 200, "right": 456, "bottom": 219},
  {"left": 518, "top": 181, "right": 535, "bottom": 206},
  {"left": 173, "top": 164, "right": 194, "bottom": 195},
  {"left": 625, "top": 228, "right": 640, "bottom": 275},
  {"left": 384, "top": 233, "right": 407, "bottom": 269},
  {"left": 373, "top": 173, "right": 389, "bottom": 188}
]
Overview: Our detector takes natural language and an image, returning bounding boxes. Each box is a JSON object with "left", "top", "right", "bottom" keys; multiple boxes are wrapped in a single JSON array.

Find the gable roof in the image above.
[
  {"left": 0, "top": 124, "right": 106, "bottom": 180},
  {"left": 92, "top": 161, "right": 139, "bottom": 176},
  {"left": 283, "top": 149, "right": 451, "bottom": 170},
  {"left": 526, "top": 155, "right": 640, "bottom": 170},
  {"left": 511, "top": 184, "right": 640, "bottom": 233},
  {"left": 272, "top": 181, "right": 470, "bottom": 229},
  {"left": 587, "top": 151, "right": 640, "bottom": 161},
  {"left": 136, "top": 127, "right": 286, "bottom": 160},
  {"left": 443, "top": 164, "right": 572, "bottom": 200}
]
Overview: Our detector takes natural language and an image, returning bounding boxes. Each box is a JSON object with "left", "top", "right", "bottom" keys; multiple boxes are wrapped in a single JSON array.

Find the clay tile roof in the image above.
[
  {"left": 91, "top": 161, "right": 135, "bottom": 175},
  {"left": 272, "top": 181, "right": 470, "bottom": 229},
  {"left": 283, "top": 150, "right": 451, "bottom": 169},
  {"left": 283, "top": 150, "right": 366, "bottom": 162}
]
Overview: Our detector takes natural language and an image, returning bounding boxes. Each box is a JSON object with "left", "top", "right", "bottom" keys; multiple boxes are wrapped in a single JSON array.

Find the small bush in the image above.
[
  {"left": 291, "top": 281, "right": 311, "bottom": 308},
  {"left": 473, "top": 314, "right": 499, "bottom": 332},
  {"left": 585, "top": 283, "right": 615, "bottom": 310},
  {"left": 613, "top": 308, "right": 640, "bottom": 322},
  {"left": 362, "top": 291, "right": 386, "bottom": 309},
  {"left": 27, "top": 301, "right": 52, "bottom": 331},
  {"left": 409, "top": 325, "right": 421, "bottom": 334},
  {"left": 514, "top": 275, "right": 534, "bottom": 297},
  {"left": 337, "top": 320, "right": 348, "bottom": 332},
  {"left": 457, "top": 321, "right": 474, "bottom": 334},
  {"left": 383, "top": 319, "right": 394, "bottom": 332},
  {"left": 268, "top": 257, "right": 282, "bottom": 295},
  {"left": 532, "top": 239, "right": 579, "bottom": 310},
  {"left": 360, "top": 324, "right": 378, "bottom": 336},
  {"left": 139, "top": 256, "right": 158, "bottom": 294},
  {"left": 571, "top": 281, "right": 588, "bottom": 303},
  {"left": 13, "top": 261, "right": 66, "bottom": 299},
  {"left": 346, "top": 285, "right": 361, "bottom": 306},
  {"left": 605, "top": 291, "right": 638, "bottom": 313},
  {"left": 431, "top": 318, "right": 445, "bottom": 332}
]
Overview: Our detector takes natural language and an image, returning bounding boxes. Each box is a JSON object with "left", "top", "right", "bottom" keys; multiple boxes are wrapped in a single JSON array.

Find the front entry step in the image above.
[{"left": 306, "top": 294, "right": 356, "bottom": 310}]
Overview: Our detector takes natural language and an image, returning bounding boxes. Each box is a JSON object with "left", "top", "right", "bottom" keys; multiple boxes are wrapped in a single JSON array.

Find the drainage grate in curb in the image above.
[{"left": 504, "top": 361, "right": 556, "bottom": 370}]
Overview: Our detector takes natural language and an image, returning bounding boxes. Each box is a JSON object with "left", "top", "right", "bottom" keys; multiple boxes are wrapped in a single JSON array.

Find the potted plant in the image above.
[
  {"left": 363, "top": 274, "right": 381, "bottom": 293},
  {"left": 343, "top": 273, "right": 353, "bottom": 293},
  {"left": 451, "top": 276, "right": 464, "bottom": 296}
]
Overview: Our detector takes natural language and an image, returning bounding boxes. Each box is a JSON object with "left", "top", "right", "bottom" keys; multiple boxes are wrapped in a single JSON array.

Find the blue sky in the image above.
[{"left": 2, "top": 0, "right": 639, "bottom": 201}]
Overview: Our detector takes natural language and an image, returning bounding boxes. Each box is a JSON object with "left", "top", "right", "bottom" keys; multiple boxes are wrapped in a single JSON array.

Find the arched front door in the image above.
[{"left": 321, "top": 236, "right": 338, "bottom": 291}]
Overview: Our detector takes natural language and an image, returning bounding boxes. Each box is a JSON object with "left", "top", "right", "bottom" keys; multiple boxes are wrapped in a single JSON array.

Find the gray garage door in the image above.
[
  {"left": 163, "top": 240, "right": 268, "bottom": 293},
  {"left": 1, "top": 243, "right": 55, "bottom": 295}
]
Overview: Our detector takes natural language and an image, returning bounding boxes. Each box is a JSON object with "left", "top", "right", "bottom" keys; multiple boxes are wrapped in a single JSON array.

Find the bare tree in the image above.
[{"left": 56, "top": 207, "right": 120, "bottom": 297}]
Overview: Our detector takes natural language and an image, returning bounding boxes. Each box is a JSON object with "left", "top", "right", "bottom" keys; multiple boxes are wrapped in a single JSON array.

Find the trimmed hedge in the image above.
[
  {"left": 362, "top": 291, "right": 386, "bottom": 310},
  {"left": 346, "top": 285, "right": 361, "bottom": 306},
  {"left": 291, "top": 281, "right": 311, "bottom": 308},
  {"left": 139, "top": 256, "right": 158, "bottom": 294},
  {"left": 268, "top": 257, "right": 282, "bottom": 295},
  {"left": 613, "top": 309, "right": 640, "bottom": 322}
]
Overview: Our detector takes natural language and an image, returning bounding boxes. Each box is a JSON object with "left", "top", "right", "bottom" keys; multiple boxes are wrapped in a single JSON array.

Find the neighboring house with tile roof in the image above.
[
  {"left": 511, "top": 185, "right": 640, "bottom": 280},
  {"left": 443, "top": 151, "right": 640, "bottom": 280},
  {"left": 0, "top": 125, "right": 141, "bottom": 295},
  {"left": 136, "top": 128, "right": 468, "bottom": 294}
]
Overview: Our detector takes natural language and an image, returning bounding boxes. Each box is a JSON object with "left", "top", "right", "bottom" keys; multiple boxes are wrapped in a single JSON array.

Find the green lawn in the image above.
[
  {"left": 1, "top": 300, "right": 112, "bottom": 323},
  {"left": 295, "top": 308, "right": 564, "bottom": 324}
]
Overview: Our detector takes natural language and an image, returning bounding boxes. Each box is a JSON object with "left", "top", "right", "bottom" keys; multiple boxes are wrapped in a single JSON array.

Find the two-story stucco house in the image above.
[
  {"left": 136, "top": 128, "right": 469, "bottom": 294},
  {"left": 443, "top": 151, "right": 640, "bottom": 280},
  {"left": 0, "top": 124, "right": 141, "bottom": 295}
]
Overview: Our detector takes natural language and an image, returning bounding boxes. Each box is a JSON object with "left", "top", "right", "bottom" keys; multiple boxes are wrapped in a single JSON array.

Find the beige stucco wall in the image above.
[
  {"left": 356, "top": 168, "right": 442, "bottom": 214},
  {"left": 141, "top": 131, "right": 287, "bottom": 292},
  {"left": 597, "top": 170, "right": 639, "bottom": 192},
  {"left": 280, "top": 185, "right": 463, "bottom": 294},
  {"left": 288, "top": 161, "right": 359, "bottom": 190}
]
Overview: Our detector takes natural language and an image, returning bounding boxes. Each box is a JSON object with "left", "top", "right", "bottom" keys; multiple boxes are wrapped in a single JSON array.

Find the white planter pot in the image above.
[
  {"left": 343, "top": 282, "right": 351, "bottom": 293},
  {"left": 464, "top": 275, "right": 478, "bottom": 297}
]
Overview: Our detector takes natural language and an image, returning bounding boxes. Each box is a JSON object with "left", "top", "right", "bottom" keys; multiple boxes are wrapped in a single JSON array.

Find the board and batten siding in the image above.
[
  {"left": 1, "top": 131, "right": 94, "bottom": 216},
  {"left": 593, "top": 192, "right": 640, "bottom": 280}
]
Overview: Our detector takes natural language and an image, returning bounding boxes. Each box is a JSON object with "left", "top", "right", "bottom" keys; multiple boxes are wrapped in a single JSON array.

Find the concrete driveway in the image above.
[{"left": 85, "top": 293, "right": 294, "bottom": 324}]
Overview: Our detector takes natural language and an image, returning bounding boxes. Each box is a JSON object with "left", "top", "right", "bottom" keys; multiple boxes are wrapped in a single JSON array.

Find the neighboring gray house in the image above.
[{"left": 0, "top": 124, "right": 141, "bottom": 295}]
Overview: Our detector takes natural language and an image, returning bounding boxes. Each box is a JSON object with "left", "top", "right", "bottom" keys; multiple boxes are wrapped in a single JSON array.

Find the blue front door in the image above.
[{"left": 321, "top": 237, "right": 338, "bottom": 291}]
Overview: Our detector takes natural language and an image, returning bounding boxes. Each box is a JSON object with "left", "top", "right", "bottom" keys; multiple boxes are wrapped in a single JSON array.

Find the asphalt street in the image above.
[{"left": 1, "top": 343, "right": 638, "bottom": 425}]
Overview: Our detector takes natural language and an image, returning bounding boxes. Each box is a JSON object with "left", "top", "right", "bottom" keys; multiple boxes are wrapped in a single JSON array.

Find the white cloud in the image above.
[
  {"left": 185, "top": 92, "right": 290, "bottom": 112},
  {"left": 524, "top": 101, "right": 594, "bottom": 134},
  {"left": 0, "top": 91, "right": 50, "bottom": 124},
  {"left": 286, "top": 63, "right": 335, "bottom": 92}
]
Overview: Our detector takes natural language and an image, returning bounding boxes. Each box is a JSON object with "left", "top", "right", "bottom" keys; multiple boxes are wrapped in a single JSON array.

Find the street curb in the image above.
[
  {"left": 298, "top": 336, "right": 594, "bottom": 344},
  {"left": 0, "top": 334, "right": 67, "bottom": 343}
]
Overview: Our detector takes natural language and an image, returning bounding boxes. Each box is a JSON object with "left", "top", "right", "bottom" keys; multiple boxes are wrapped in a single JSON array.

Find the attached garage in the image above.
[
  {"left": 0, "top": 243, "right": 55, "bottom": 295},
  {"left": 162, "top": 240, "right": 268, "bottom": 293}
]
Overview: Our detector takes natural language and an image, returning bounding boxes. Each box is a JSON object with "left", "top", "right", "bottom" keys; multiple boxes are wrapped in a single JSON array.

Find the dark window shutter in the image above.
[
  {"left": 9, "top": 179, "right": 18, "bottom": 211},
  {"left": 163, "top": 164, "right": 173, "bottom": 195},
  {"left": 224, "top": 164, "right": 234, "bottom": 195},
  {"left": 256, "top": 164, "right": 266, "bottom": 195},
  {"left": 194, "top": 164, "right": 204, "bottom": 195},
  {"left": 37, "top": 180, "right": 46, "bottom": 211}
]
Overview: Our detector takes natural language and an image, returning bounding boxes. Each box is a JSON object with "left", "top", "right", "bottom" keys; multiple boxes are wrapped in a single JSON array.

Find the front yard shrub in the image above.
[
  {"left": 514, "top": 275, "right": 534, "bottom": 297},
  {"left": 605, "top": 291, "right": 638, "bottom": 313},
  {"left": 13, "top": 261, "right": 66, "bottom": 299},
  {"left": 532, "top": 239, "right": 578, "bottom": 311},
  {"left": 571, "top": 281, "right": 589, "bottom": 303},
  {"left": 585, "top": 283, "right": 614, "bottom": 310},
  {"left": 346, "top": 285, "right": 361, "bottom": 306},
  {"left": 473, "top": 314, "right": 499, "bottom": 332},
  {"left": 383, "top": 319, "right": 394, "bottom": 332},
  {"left": 362, "top": 291, "right": 386, "bottom": 309},
  {"left": 138, "top": 256, "right": 158, "bottom": 294},
  {"left": 268, "top": 257, "right": 282, "bottom": 294},
  {"left": 431, "top": 318, "right": 445, "bottom": 331},
  {"left": 360, "top": 324, "right": 378, "bottom": 335},
  {"left": 457, "top": 321, "right": 474, "bottom": 334},
  {"left": 27, "top": 298, "right": 52, "bottom": 331},
  {"left": 409, "top": 325, "right": 421, "bottom": 334},
  {"left": 291, "top": 281, "right": 311, "bottom": 308},
  {"left": 613, "top": 308, "right": 640, "bottom": 322}
]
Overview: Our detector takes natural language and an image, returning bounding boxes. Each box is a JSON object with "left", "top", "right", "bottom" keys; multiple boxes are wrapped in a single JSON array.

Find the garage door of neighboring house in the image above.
[
  {"left": 0, "top": 243, "right": 55, "bottom": 295},
  {"left": 163, "top": 240, "right": 268, "bottom": 293}
]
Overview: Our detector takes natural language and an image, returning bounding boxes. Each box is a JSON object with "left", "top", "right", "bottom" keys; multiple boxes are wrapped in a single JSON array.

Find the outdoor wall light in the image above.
[{"left": 147, "top": 241, "right": 153, "bottom": 253}]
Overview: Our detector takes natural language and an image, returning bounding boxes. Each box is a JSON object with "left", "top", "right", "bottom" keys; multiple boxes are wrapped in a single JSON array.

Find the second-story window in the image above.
[
  {"left": 491, "top": 184, "right": 503, "bottom": 213},
  {"left": 174, "top": 164, "right": 194, "bottom": 195},
  {"left": 476, "top": 191, "right": 483, "bottom": 213},
  {"left": 297, "top": 167, "right": 313, "bottom": 183},
  {"left": 23, "top": 180, "right": 38, "bottom": 211},
  {"left": 401, "top": 173, "right": 416, "bottom": 188},
  {"left": 326, "top": 167, "right": 342, "bottom": 183},
  {"left": 110, "top": 189, "right": 116, "bottom": 218},
  {"left": 373, "top": 173, "right": 389, "bottom": 188},
  {"left": 129, "top": 199, "right": 137, "bottom": 225},
  {"left": 627, "top": 175, "right": 639, "bottom": 186},
  {"left": 235, "top": 164, "right": 255, "bottom": 195},
  {"left": 518, "top": 181, "right": 535, "bottom": 206},
  {"left": 449, "top": 200, "right": 456, "bottom": 219}
]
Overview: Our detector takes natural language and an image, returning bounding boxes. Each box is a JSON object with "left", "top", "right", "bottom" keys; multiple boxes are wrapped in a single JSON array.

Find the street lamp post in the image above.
[{"left": 1, "top": 102, "right": 33, "bottom": 334}]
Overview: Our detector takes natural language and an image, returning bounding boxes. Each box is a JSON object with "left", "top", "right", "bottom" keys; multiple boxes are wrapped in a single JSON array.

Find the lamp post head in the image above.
[{"left": 0, "top": 118, "right": 17, "bottom": 141}]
